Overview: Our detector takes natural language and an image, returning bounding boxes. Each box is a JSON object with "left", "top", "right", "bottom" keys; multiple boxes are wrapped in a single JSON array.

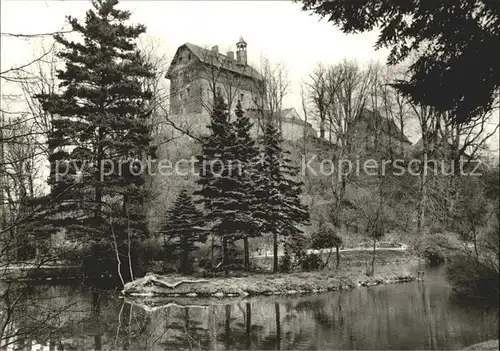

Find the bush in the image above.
[
  {"left": 417, "top": 233, "right": 459, "bottom": 266},
  {"left": 280, "top": 250, "right": 292, "bottom": 273},
  {"left": 447, "top": 254, "right": 499, "bottom": 299},
  {"left": 196, "top": 241, "right": 244, "bottom": 273},
  {"left": 298, "top": 253, "right": 322, "bottom": 271},
  {"left": 448, "top": 214, "right": 499, "bottom": 300}
]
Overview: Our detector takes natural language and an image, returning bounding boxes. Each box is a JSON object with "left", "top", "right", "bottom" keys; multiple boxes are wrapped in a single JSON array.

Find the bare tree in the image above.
[
  {"left": 306, "top": 63, "right": 329, "bottom": 139},
  {"left": 251, "top": 57, "right": 290, "bottom": 134}
]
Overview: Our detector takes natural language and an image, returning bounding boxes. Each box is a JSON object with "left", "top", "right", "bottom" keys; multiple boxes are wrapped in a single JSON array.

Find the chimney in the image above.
[
  {"left": 236, "top": 50, "right": 247, "bottom": 66},
  {"left": 227, "top": 51, "right": 234, "bottom": 60},
  {"left": 211, "top": 45, "right": 219, "bottom": 54}
]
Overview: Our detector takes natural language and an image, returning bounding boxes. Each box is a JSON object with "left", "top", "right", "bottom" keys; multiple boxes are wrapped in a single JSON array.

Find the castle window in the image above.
[
  {"left": 240, "top": 93, "right": 244, "bottom": 102},
  {"left": 188, "top": 53, "right": 192, "bottom": 61},
  {"left": 187, "top": 87, "right": 190, "bottom": 96}
]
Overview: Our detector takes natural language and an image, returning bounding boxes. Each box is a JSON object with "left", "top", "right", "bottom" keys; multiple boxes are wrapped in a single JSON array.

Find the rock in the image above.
[
  {"left": 186, "top": 293, "right": 197, "bottom": 297},
  {"left": 288, "top": 290, "right": 298, "bottom": 294},
  {"left": 213, "top": 291, "right": 224, "bottom": 298}
]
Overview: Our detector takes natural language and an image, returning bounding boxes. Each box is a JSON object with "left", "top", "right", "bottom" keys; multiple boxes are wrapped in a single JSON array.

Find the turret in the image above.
[{"left": 236, "top": 36, "right": 247, "bottom": 66}]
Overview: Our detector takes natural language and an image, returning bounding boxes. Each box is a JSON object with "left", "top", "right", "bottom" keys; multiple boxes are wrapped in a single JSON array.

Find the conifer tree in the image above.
[
  {"left": 195, "top": 92, "right": 239, "bottom": 275},
  {"left": 256, "top": 118, "right": 309, "bottom": 273},
  {"left": 160, "top": 189, "right": 205, "bottom": 274},
  {"left": 37, "top": 0, "right": 155, "bottom": 282},
  {"left": 231, "top": 100, "right": 262, "bottom": 271}
]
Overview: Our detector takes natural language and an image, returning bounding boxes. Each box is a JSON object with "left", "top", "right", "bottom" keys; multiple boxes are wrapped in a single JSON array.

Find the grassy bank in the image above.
[
  {"left": 251, "top": 248, "right": 415, "bottom": 271},
  {"left": 463, "top": 339, "right": 499, "bottom": 351},
  {"left": 123, "top": 260, "right": 417, "bottom": 298}
]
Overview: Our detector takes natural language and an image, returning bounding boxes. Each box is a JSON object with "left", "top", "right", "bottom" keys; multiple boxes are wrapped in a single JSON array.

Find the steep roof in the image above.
[
  {"left": 362, "top": 109, "right": 412, "bottom": 144},
  {"left": 246, "top": 107, "right": 315, "bottom": 130},
  {"left": 413, "top": 136, "right": 471, "bottom": 158},
  {"left": 166, "top": 42, "right": 263, "bottom": 81}
]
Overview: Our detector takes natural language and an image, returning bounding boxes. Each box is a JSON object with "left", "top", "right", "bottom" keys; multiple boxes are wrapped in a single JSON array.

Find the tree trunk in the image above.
[
  {"left": 417, "top": 152, "right": 427, "bottom": 234},
  {"left": 225, "top": 304, "right": 231, "bottom": 348},
  {"left": 472, "top": 225, "right": 479, "bottom": 258},
  {"left": 210, "top": 235, "right": 215, "bottom": 272},
  {"left": 336, "top": 245, "right": 340, "bottom": 269},
  {"left": 323, "top": 246, "right": 333, "bottom": 269},
  {"left": 180, "top": 237, "right": 189, "bottom": 274},
  {"left": 275, "top": 303, "right": 281, "bottom": 350},
  {"left": 273, "top": 232, "right": 278, "bottom": 273},
  {"left": 223, "top": 236, "right": 229, "bottom": 276},
  {"left": 319, "top": 112, "right": 325, "bottom": 139},
  {"left": 246, "top": 303, "right": 251, "bottom": 349},
  {"left": 243, "top": 236, "right": 250, "bottom": 271},
  {"left": 371, "top": 237, "right": 376, "bottom": 275},
  {"left": 92, "top": 291, "right": 102, "bottom": 350}
]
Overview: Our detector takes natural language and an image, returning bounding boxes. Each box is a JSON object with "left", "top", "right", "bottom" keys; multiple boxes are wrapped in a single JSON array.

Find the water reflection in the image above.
[{"left": 1, "top": 267, "right": 498, "bottom": 350}]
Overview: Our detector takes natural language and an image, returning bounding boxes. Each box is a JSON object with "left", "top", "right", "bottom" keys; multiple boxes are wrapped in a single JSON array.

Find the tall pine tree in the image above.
[
  {"left": 195, "top": 92, "right": 239, "bottom": 275},
  {"left": 37, "top": 0, "right": 155, "bottom": 282},
  {"left": 160, "top": 189, "right": 205, "bottom": 274},
  {"left": 231, "top": 100, "right": 262, "bottom": 271},
  {"left": 256, "top": 118, "right": 309, "bottom": 273}
]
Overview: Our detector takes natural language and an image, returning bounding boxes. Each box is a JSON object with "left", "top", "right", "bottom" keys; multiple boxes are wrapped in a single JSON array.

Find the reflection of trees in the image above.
[
  {"left": 257, "top": 303, "right": 283, "bottom": 350},
  {"left": 158, "top": 306, "right": 209, "bottom": 350},
  {"left": 2, "top": 283, "right": 499, "bottom": 350},
  {"left": 226, "top": 302, "right": 263, "bottom": 350},
  {"left": 1, "top": 284, "right": 87, "bottom": 350}
]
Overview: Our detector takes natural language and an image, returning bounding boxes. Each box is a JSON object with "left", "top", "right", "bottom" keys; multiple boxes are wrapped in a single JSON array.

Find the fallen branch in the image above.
[{"left": 122, "top": 272, "right": 209, "bottom": 295}]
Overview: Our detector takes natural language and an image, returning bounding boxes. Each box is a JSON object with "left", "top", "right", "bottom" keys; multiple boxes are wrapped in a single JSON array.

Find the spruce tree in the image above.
[
  {"left": 37, "top": 0, "right": 154, "bottom": 282},
  {"left": 160, "top": 189, "right": 205, "bottom": 274},
  {"left": 231, "top": 100, "right": 262, "bottom": 271},
  {"left": 195, "top": 92, "right": 239, "bottom": 275},
  {"left": 256, "top": 118, "right": 310, "bottom": 273}
]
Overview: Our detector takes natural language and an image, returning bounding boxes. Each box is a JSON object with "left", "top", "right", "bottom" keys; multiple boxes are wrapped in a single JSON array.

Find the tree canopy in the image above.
[{"left": 297, "top": 0, "right": 500, "bottom": 124}]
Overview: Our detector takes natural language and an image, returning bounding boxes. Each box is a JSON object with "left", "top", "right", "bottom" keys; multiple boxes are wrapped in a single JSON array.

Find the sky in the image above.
[
  {"left": 1, "top": 1, "right": 389, "bottom": 120},
  {"left": 1, "top": 0, "right": 498, "bottom": 151}
]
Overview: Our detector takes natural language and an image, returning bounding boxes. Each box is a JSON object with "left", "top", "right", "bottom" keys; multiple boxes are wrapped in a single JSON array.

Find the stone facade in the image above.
[
  {"left": 354, "top": 109, "right": 413, "bottom": 156},
  {"left": 165, "top": 39, "right": 316, "bottom": 142}
]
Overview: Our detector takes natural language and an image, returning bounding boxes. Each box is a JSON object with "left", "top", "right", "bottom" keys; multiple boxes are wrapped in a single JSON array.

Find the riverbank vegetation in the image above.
[{"left": 0, "top": 0, "right": 498, "bottom": 308}]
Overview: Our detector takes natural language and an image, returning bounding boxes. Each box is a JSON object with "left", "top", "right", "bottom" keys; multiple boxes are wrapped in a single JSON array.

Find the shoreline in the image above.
[
  {"left": 122, "top": 261, "right": 418, "bottom": 298},
  {"left": 463, "top": 339, "right": 499, "bottom": 351}
]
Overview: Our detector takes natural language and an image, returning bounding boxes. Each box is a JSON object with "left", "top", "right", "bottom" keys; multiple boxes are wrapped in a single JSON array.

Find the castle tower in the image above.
[{"left": 236, "top": 36, "right": 247, "bottom": 66}]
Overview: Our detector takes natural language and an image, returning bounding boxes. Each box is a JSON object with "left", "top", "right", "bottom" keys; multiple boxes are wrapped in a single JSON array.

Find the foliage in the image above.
[
  {"left": 297, "top": 0, "right": 500, "bottom": 123},
  {"left": 417, "top": 233, "right": 460, "bottom": 266},
  {"left": 280, "top": 249, "right": 293, "bottom": 273},
  {"left": 255, "top": 118, "right": 310, "bottom": 272},
  {"left": 159, "top": 189, "right": 206, "bottom": 274},
  {"left": 195, "top": 92, "right": 239, "bottom": 273},
  {"left": 230, "top": 100, "right": 263, "bottom": 269},
  {"left": 298, "top": 253, "right": 322, "bottom": 271},
  {"left": 447, "top": 254, "right": 499, "bottom": 300},
  {"left": 35, "top": 0, "right": 155, "bottom": 282},
  {"left": 311, "top": 224, "right": 342, "bottom": 250},
  {"left": 448, "top": 205, "right": 499, "bottom": 299}
]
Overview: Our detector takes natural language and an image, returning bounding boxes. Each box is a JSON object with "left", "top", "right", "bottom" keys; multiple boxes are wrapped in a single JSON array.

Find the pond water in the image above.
[{"left": 1, "top": 265, "right": 498, "bottom": 350}]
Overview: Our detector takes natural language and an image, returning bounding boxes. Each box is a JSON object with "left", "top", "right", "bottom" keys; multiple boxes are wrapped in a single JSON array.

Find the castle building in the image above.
[
  {"left": 356, "top": 109, "right": 413, "bottom": 156},
  {"left": 165, "top": 37, "right": 316, "bottom": 141}
]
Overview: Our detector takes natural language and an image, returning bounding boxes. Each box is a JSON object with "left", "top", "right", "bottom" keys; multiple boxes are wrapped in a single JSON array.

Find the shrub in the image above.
[
  {"left": 448, "top": 213, "right": 499, "bottom": 300},
  {"left": 298, "top": 253, "right": 322, "bottom": 271},
  {"left": 417, "top": 233, "right": 459, "bottom": 266},
  {"left": 280, "top": 250, "right": 292, "bottom": 273},
  {"left": 447, "top": 254, "right": 499, "bottom": 299}
]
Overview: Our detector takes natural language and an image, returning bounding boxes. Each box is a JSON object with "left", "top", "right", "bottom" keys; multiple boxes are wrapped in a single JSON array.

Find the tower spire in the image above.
[{"left": 236, "top": 36, "right": 247, "bottom": 65}]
